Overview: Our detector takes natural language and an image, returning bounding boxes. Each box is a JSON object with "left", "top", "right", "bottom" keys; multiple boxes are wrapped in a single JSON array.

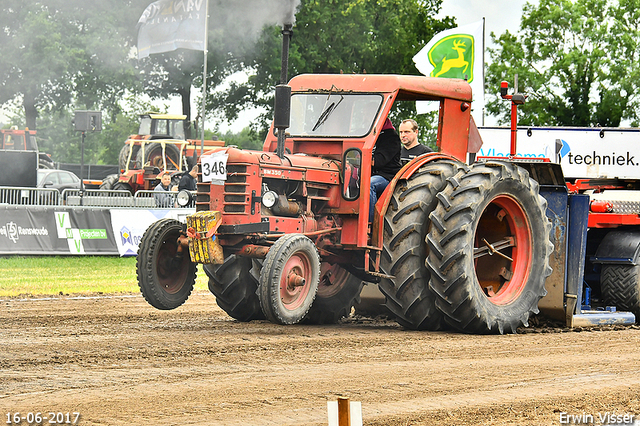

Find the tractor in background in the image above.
[
  {"left": 1, "top": 127, "right": 54, "bottom": 169},
  {"left": 0, "top": 127, "right": 55, "bottom": 188},
  {"left": 101, "top": 113, "right": 223, "bottom": 193}
]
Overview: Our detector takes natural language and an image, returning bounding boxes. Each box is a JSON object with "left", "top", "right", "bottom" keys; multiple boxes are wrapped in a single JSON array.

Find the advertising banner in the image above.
[
  {"left": 477, "top": 127, "right": 640, "bottom": 180},
  {"left": 0, "top": 206, "right": 117, "bottom": 255},
  {"left": 110, "top": 208, "right": 194, "bottom": 256},
  {"left": 137, "top": 0, "right": 206, "bottom": 59}
]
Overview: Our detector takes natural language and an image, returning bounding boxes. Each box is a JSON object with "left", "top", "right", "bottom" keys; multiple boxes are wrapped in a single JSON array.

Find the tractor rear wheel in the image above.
[
  {"left": 378, "top": 159, "right": 466, "bottom": 330},
  {"left": 203, "top": 254, "right": 265, "bottom": 322},
  {"left": 259, "top": 234, "right": 320, "bottom": 325},
  {"left": 136, "top": 143, "right": 181, "bottom": 170},
  {"left": 601, "top": 262, "right": 640, "bottom": 320},
  {"left": 119, "top": 144, "right": 140, "bottom": 170},
  {"left": 304, "top": 262, "right": 364, "bottom": 324},
  {"left": 426, "top": 160, "right": 553, "bottom": 334},
  {"left": 137, "top": 218, "right": 196, "bottom": 310}
]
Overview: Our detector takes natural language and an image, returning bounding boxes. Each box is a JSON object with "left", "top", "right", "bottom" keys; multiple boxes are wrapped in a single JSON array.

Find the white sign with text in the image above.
[{"left": 201, "top": 152, "right": 229, "bottom": 183}]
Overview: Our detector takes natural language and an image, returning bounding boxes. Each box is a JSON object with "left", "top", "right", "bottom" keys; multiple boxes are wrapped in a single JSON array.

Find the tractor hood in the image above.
[{"left": 206, "top": 146, "right": 341, "bottom": 174}]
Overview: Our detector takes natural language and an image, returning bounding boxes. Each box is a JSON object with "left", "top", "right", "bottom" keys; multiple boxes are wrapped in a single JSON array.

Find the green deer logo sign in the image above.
[{"left": 428, "top": 34, "right": 476, "bottom": 82}]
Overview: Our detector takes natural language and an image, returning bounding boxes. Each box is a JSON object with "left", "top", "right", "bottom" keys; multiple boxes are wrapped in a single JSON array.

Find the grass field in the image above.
[{"left": 0, "top": 256, "right": 209, "bottom": 297}]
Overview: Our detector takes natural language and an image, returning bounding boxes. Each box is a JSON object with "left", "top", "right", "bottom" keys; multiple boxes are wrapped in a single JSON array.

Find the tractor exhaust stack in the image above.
[{"left": 275, "top": 24, "right": 293, "bottom": 159}]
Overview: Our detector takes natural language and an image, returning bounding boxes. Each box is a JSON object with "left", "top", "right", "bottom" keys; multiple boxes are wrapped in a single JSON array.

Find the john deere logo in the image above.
[{"left": 428, "top": 34, "right": 475, "bottom": 81}]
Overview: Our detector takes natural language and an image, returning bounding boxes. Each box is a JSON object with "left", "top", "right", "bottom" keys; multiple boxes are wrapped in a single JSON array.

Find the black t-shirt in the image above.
[
  {"left": 372, "top": 128, "right": 402, "bottom": 181},
  {"left": 401, "top": 143, "right": 432, "bottom": 163},
  {"left": 178, "top": 174, "right": 197, "bottom": 191}
]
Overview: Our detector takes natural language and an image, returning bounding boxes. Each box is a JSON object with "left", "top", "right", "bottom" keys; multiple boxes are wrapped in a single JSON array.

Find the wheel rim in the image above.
[
  {"left": 473, "top": 195, "right": 532, "bottom": 305},
  {"left": 147, "top": 146, "right": 179, "bottom": 169},
  {"left": 317, "top": 263, "right": 349, "bottom": 298},
  {"left": 155, "top": 229, "right": 190, "bottom": 294},
  {"left": 280, "top": 251, "right": 313, "bottom": 310}
]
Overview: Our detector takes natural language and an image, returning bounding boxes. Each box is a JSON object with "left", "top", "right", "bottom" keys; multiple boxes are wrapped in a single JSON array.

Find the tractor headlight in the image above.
[
  {"left": 262, "top": 190, "right": 278, "bottom": 208},
  {"left": 176, "top": 189, "right": 193, "bottom": 207}
]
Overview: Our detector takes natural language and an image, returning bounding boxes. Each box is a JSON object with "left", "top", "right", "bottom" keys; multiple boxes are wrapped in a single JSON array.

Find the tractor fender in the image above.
[
  {"left": 593, "top": 231, "right": 640, "bottom": 265},
  {"left": 371, "top": 152, "right": 462, "bottom": 247}
]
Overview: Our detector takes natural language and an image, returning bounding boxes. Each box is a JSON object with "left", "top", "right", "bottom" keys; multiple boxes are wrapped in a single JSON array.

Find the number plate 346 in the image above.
[{"left": 201, "top": 152, "right": 229, "bottom": 183}]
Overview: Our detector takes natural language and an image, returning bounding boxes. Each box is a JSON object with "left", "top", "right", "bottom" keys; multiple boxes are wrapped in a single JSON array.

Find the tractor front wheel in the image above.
[
  {"left": 113, "top": 181, "right": 132, "bottom": 193},
  {"left": 203, "top": 254, "right": 265, "bottom": 322},
  {"left": 259, "top": 234, "right": 320, "bottom": 325},
  {"left": 137, "top": 218, "right": 196, "bottom": 310},
  {"left": 100, "top": 174, "right": 119, "bottom": 190},
  {"left": 304, "top": 262, "right": 364, "bottom": 324},
  {"left": 426, "top": 161, "right": 553, "bottom": 334}
]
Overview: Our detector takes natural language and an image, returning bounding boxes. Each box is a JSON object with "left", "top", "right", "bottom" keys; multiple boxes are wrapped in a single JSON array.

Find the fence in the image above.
[
  {"left": 0, "top": 186, "right": 60, "bottom": 206},
  {"left": 0, "top": 186, "right": 192, "bottom": 208}
]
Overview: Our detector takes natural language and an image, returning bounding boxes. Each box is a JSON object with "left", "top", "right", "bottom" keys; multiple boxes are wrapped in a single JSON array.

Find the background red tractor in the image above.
[
  {"left": 101, "top": 113, "right": 223, "bottom": 193},
  {"left": 0, "top": 127, "right": 55, "bottom": 188},
  {"left": 1, "top": 127, "right": 54, "bottom": 169}
]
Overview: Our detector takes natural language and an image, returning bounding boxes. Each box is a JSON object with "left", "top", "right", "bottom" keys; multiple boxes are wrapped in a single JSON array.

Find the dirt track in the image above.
[{"left": 1, "top": 291, "right": 640, "bottom": 426}]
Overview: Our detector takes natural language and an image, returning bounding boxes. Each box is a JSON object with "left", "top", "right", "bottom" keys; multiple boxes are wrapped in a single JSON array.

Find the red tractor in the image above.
[
  {"left": 0, "top": 127, "right": 55, "bottom": 169},
  {"left": 104, "top": 113, "right": 223, "bottom": 193},
  {"left": 136, "top": 72, "right": 560, "bottom": 333}
]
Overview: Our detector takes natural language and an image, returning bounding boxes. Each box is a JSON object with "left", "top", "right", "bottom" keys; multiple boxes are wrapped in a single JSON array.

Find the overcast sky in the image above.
[{"left": 437, "top": 0, "right": 537, "bottom": 41}]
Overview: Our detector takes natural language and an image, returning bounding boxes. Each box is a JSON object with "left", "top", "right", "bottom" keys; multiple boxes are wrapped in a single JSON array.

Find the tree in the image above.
[
  {"left": 486, "top": 0, "right": 640, "bottom": 127},
  {"left": 208, "top": 0, "right": 455, "bottom": 135},
  {"left": 0, "top": 0, "right": 147, "bottom": 129},
  {"left": 218, "top": 127, "right": 264, "bottom": 151}
]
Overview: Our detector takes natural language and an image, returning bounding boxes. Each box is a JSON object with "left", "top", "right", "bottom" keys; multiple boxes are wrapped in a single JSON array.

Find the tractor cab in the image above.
[
  {"left": 137, "top": 113, "right": 189, "bottom": 140},
  {"left": 1, "top": 128, "right": 38, "bottom": 151}
]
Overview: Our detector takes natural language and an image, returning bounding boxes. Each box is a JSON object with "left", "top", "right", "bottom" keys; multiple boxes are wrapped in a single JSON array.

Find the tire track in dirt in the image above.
[{"left": 1, "top": 293, "right": 639, "bottom": 425}]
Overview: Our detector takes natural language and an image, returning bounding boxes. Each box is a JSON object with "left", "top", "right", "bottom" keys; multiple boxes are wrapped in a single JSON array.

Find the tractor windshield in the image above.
[
  {"left": 138, "top": 116, "right": 186, "bottom": 140},
  {"left": 26, "top": 134, "right": 38, "bottom": 151},
  {"left": 288, "top": 93, "right": 383, "bottom": 138}
]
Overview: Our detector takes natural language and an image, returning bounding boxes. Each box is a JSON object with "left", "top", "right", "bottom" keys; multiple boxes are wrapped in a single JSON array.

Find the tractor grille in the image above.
[{"left": 223, "top": 165, "right": 249, "bottom": 214}]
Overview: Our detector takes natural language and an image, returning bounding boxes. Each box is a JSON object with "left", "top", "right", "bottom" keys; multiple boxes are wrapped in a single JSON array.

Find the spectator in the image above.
[
  {"left": 178, "top": 165, "right": 198, "bottom": 207},
  {"left": 154, "top": 172, "right": 176, "bottom": 207},
  {"left": 369, "top": 118, "right": 402, "bottom": 221},
  {"left": 399, "top": 119, "right": 432, "bottom": 163},
  {"left": 178, "top": 165, "right": 198, "bottom": 191}
]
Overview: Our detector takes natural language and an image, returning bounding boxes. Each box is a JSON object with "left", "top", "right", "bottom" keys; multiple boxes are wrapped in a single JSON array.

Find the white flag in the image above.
[
  {"left": 137, "top": 0, "right": 207, "bottom": 59},
  {"left": 413, "top": 20, "right": 484, "bottom": 123}
]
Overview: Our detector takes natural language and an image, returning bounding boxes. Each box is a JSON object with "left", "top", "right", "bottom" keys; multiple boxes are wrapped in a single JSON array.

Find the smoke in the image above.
[
  {"left": 208, "top": 0, "right": 301, "bottom": 45},
  {"left": 211, "top": 0, "right": 300, "bottom": 25}
]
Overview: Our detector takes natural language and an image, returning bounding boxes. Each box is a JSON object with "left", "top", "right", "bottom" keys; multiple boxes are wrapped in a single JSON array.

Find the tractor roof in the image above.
[
  {"left": 288, "top": 74, "right": 473, "bottom": 102},
  {"left": 141, "top": 113, "right": 188, "bottom": 120}
]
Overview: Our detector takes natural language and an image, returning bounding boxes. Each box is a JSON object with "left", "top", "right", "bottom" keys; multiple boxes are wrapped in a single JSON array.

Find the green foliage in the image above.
[
  {"left": 4, "top": 96, "right": 158, "bottom": 165},
  {"left": 487, "top": 0, "right": 640, "bottom": 127},
  {"left": 5, "top": 0, "right": 640, "bottom": 168},
  {"left": 2, "top": 0, "right": 454, "bottom": 161},
  {"left": 219, "top": 127, "right": 264, "bottom": 151},
  {"left": 0, "top": 1, "right": 148, "bottom": 129},
  {"left": 209, "top": 0, "right": 455, "bottom": 134}
]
